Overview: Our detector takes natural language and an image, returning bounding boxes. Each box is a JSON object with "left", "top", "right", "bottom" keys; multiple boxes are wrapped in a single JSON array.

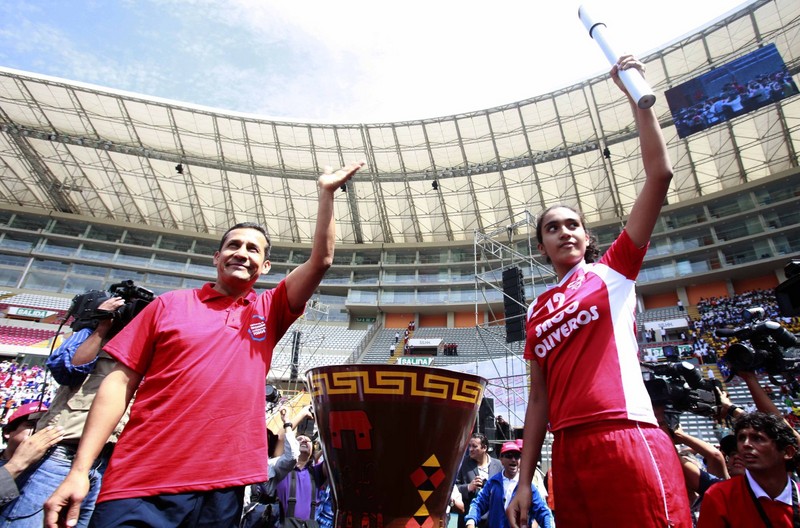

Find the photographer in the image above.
[
  {"left": 241, "top": 406, "right": 308, "bottom": 528},
  {"left": 275, "top": 406, "right": 325, "bottom": 527},
  {"left": 0, "top": 295, "right": 129, "bottom": 527}
]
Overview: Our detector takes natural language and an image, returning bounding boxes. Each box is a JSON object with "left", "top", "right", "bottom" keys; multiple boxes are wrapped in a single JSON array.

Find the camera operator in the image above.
[
  {"left": 715, "top": 307, "right": 800, "bottom": 444},
  {"left": 681, "top": 351, "right": 800, "bottom": 526},
  {"left": 728, "top": 370, "right": 800, "bottom": 445},
  {"left": 0, "top": 295, "right": 130, "bottom": 527},
  {"left": 654, "top": 377, "right": 784, "bottom": 523}
]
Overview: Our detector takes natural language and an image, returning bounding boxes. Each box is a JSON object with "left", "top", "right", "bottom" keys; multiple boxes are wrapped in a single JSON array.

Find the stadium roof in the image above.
[{"left": 0, "top": 0, "right": 797, "bottom": 245}]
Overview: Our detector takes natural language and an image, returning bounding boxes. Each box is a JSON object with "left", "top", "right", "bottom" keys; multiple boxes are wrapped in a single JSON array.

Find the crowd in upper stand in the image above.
[{"left": 0, "top": 363, "right": 56, "bottom": 426}]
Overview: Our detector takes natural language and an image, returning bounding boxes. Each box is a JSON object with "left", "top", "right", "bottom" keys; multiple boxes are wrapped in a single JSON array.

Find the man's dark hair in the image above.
[
  {"left": 535, "top": 204, "right": 600, "bottom": 264},
  {"left": 734, "top": 411, "right": 798, "bottom": 470},
  {"left": 471, "top": 433, "right": 488, "bottom": 449},
  {"left": 217, "top": 222, "right": 271, "bottom": 259}
]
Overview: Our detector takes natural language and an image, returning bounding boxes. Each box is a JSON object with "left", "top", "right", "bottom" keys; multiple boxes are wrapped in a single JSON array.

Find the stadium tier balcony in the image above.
[
  {"left": 2, "top": 293, "right": 71, "bottom": 312},
  {"left": 362, "top": 327, "right": 512, "bottom": 365}
]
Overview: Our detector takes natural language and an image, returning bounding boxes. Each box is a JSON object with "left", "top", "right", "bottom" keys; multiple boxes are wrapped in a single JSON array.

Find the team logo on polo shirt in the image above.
[
  {"left": 567, "top": 275, "right": 584, "bottom": 290},
  {"left": 249, "top": 315, "right": 267, "bottom": 342}
]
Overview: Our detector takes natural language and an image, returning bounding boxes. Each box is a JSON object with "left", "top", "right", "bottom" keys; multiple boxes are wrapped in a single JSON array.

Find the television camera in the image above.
[
  {"left": 715, "top": 307, "right": 800, "bottom": 390},
  {"left": 642, "top": 360, "right": 722, "bottom": 429},
  {"left": 68, "top": 280, "right": 155, "bottom": 338}
]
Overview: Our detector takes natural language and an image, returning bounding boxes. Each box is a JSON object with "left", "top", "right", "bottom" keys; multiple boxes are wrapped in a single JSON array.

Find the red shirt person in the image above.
[
  {"left": 508, "top": 56, "right": 691, "bottom": 528},
  {"left": 44, "top": 161, "right": 364, "bottom": 528},
  {"left": 698, "top": 412, "right": 799, "bottom": 528}
]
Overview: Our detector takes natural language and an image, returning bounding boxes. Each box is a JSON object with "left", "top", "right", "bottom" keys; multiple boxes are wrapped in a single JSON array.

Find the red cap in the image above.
[
  {"left": 4, "top": 401, "right": 48, "bottom": 430},
  {"left": 500, "top": 441, "right": 522, "bottom": 455}
]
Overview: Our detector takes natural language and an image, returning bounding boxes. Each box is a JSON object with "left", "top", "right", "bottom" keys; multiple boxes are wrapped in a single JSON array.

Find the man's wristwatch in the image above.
[
  {"left": 727, "top": 405, "right": 741, "bottom": 418},
  {"left": 283, "top": 422, "right": 293, "bottom": 429}
]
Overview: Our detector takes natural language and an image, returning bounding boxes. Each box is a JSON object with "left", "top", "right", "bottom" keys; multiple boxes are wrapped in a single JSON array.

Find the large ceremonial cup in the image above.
[{"left": 307, "top": 364, "right": 486, "bottom": 528}]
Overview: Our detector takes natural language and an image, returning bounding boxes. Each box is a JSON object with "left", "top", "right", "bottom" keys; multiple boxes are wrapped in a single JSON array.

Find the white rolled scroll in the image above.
[{"left": 578, "top": 5, "right": 656, "bottom": 109}]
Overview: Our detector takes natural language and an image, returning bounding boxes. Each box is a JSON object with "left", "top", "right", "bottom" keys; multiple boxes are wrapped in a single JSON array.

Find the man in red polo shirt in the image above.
[
  {"left": 44, "top": 161, "right": 365, "bottom": 528},
  {"left": 698, "top": 412, "right": 799, "bottom": 527}
]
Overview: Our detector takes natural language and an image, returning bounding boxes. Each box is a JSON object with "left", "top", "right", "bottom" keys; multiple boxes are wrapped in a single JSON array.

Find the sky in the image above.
[{"left": 0, "top": 0, "right": 749, "bottom": 124}]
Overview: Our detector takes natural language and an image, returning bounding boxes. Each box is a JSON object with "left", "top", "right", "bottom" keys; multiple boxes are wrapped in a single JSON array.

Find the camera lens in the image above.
[{"left": 265, "top": 384, "right": 281, "bottom": 404}]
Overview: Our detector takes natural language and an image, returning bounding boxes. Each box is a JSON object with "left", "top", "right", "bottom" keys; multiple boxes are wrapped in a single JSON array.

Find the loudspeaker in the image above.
[
  {"left": 506, "top": 317, "right": 525, "bottom": 344},
  {"left": 502, "top": 267, "right": 526, "bottom": 343},
  {"left": 502, "top": 267, "right": 525, "bottom": 312},
  {"left": 484, "top": 418, "right": 496, "bottom": 442},
  {"left": 290, "top": 330, "right": 302, "bottom": 381},
  {"left": 478, "top": 397, "right": 494, "bottom": 435}
]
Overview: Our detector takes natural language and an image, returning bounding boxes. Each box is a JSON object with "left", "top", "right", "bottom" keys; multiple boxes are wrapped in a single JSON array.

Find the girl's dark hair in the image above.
[{"left": 535, "top": 205, "right": 600, "bottom": 264}]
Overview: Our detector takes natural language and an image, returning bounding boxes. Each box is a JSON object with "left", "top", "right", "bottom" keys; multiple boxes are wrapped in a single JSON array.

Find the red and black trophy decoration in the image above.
[{"left": 307, "top": 364, "right": 486, "bottom": 528}]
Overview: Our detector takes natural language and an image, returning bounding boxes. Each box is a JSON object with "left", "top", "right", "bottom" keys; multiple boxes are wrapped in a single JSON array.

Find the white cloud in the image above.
[
  {"left": 205, "top": 0, "right": 749, "bottom": 121},
  {"left": 0, "top": 0, "right": 749, "bottom": 122}
]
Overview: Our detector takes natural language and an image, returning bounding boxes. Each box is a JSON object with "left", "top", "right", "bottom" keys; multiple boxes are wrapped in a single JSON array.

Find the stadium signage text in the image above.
[
  {"left": 397, "top": 357, "right": 434, "bottom": 366},
  {"left": 7, "top": 307, "right": 54, "bottom": 319},
  {"left": 408, "top": 338, "right": 442, "bottom": 347},
  {"left": 643, "top": 318, "right": 689, "bottom": 331}
]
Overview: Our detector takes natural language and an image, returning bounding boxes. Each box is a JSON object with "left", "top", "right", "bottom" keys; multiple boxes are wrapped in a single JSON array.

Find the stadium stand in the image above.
[
  {"left": 0, "top": 293, "right": 71, "bottom": 312},
  {"left": 0, "top": 360, "right": 58, "bottom": 428},
  {"left": 638, "top": 307, "right": 685, "bottom": 323},
  {"left": 267, "top": 323, "right": 369, "bottom": 380},
  {"left": 0, "top": 326, "right": 58, "bottom": 347},
  {"left": 360, "top": 327, "right": 511, "bottom": 365}
]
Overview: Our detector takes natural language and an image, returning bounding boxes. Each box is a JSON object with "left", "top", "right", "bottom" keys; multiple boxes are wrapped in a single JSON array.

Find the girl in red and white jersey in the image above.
[{"left": 508, "top": 56, "right": 692, "bottom": 528}]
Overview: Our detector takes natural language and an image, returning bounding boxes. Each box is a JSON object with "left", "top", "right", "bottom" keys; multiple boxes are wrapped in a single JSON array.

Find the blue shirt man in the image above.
[{"left": 465, "top": 441, "right": 554, "bottom": 528}]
